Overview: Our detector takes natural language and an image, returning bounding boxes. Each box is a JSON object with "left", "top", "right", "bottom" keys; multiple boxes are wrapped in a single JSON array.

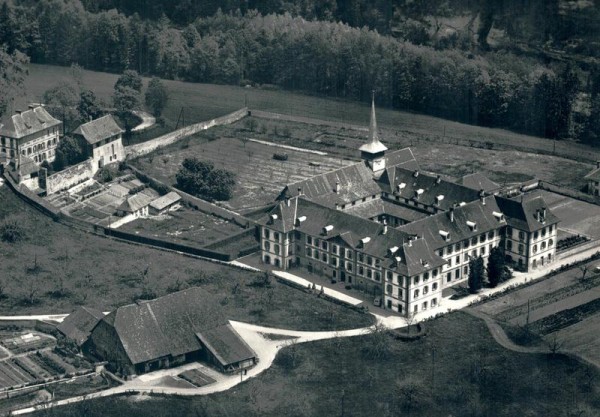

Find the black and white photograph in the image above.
[{"left": 0, "top": 1, "right": 599, "bottom": 416}]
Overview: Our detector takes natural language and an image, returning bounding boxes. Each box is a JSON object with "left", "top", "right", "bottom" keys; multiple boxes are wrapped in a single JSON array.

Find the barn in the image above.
[
  {"left": 57, "top": 306, "right": 105, "bottom": 347},
  {"left": 84, "top": 287, "right": 256, "bottom": 376}
]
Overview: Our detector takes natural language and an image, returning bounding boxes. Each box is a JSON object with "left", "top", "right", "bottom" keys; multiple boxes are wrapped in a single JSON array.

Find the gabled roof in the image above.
[
  {"left": 150, "top": 191, "right": 181, "bottom": 211},
  {"left": 494, "top": 195, "right": 560, "bottom": 232},
  {"left": 98, "top": 287, "right": 227, "bottom": 365},
  {"left": 278, "top": 148, "right": 419, "bottom": 209},
  {"left": 0, "top": 107, "right": 61, "bottom": 139},
  {"left": 359, "top": 97, "right": 388, "bottom": 155},
  {"left": 460, "top": 172, "right": 501, "bottom": 193},
  {"left": 398, "top": 198, "right": 506, "bottom": 250},
  {"left": 73, "top": 115, "right": 124, "bottom": 145},
  {"left": 378, "top": 167, "right": 481, "bottom": 211},
  {"left": 584, "top": 167, "right": 600, "bottom": 182},
  {"left": 196, "top": 324, "right": 256, "bottom": 367},
  {"left": 117, "top": 191, "right": 155, "bottom": 213},
  {"left": 57, "top": 306, "right": 105, "bottom": 347},
  {"left": 260, "top": 197, "right": 444, "bottom": 276}
]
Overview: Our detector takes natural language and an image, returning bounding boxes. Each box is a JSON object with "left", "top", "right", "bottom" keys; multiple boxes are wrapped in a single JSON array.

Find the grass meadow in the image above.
[
  {"left": 0, "top": 186, "right": 372, "bottom": 331},
  {"left": 19, "top": 64, "right": 600, "bottom": 169},
  {"left": 33, "top": 311, "right": 600, "bottom": 417}
]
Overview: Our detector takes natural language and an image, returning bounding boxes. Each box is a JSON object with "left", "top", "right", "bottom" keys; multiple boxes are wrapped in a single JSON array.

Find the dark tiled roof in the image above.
[
  {"left": 460, "top": 172, "right": 500, "bottom": 193},
  {"left": 584, "top": 167, "right": 600, "bottom": 182},
  {"left": 117, "top": 190, "right": 156, "bottom": 213},
  {"left": 495, "top": 195, "right": 560, "bottom": 232},
  {"left": 196, "top": 324, "right": 256, "bottom": 367},
  {"left": 260, "top": 197, "right": 444, "bottom": 276},
  {"left": 57, "top": 307, "right": 105, "bottom": 347},
  {"left": 99, "top": 287, "right": 227, "bottom": 365},
  {"left": 73, "top": 115, "right": 124, "bottom": 145},
  {"left": 378, "top": 167, "right": 481, "bottom": 210},
  {"left": 398, "top": 198, "right": 506, "bottom": 250},
  {"left": 278, "top": 148, "right": 419, "bottom": 209},
  {"left": 0, "top": 107, "right": 61, "bottom": 139}
]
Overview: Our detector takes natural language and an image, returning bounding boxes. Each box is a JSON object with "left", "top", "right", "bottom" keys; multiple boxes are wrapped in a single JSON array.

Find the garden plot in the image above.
[
  {"left": 531, "top": 190, "right": 600, "bottom": 239},
  {"left": 119, "top": 207, "right": 244, "bottom": 247},
  {"left": 1, "top": 331, "right": 55, "bottom": 355},
  {"left": 132, "top": 136, "right": 355, "bottom": 211},
  {"left": 545, "top": 311, "right": 600, "bottom": 367}
]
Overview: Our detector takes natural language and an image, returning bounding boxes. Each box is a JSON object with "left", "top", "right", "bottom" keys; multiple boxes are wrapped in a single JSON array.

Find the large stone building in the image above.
[
  {"left": 259, "top": 98, "right": 560, "bottom": 316},
  {"left": 0, "top": 106, "right": 62, "bottom": 185},
  {"left": 73, "top": 115, "right": 125, "bottom": 171}
]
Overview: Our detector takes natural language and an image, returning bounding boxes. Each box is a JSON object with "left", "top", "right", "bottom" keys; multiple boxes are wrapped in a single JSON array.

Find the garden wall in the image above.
[
  {"left": 45, "top": 159, "right": 95, "bottom": 195},
  {"left": 539, "top": 181, "right": 600, "bottom": 206},
  {"left": 125, "top": 107, "right": 249, "bottom": 158},
  {"left": 126, "top": 164, "right": 254, "bottom": 228}
]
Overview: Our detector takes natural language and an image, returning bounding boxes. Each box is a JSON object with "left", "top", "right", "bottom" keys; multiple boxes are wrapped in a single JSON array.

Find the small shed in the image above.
[
  {"left": 149, "top": 191, "right": 182, "bottom": 215},
  {"left": 115, "top": 192, "right": 155, "bottom": 217},
  {"left": 57, "top": 306, "right": 105, "bottom": 347},
  {"left": 196, "top": 324, "right": 257, "bottom": 373}
]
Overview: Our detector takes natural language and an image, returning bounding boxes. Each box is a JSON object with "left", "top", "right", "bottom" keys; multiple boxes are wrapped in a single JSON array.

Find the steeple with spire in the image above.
[{"left": 359, "top": 92, "right": 388, "bottom": 177}]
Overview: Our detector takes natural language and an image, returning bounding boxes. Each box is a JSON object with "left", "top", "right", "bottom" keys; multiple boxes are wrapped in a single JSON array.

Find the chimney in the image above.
[
  {"left": 413, "top": 170, "right": 419, "bottom": 178},
  {"left": 297, "top": 187, "right": 303, "bottom": 195},
  {"left": 286, "top": 198, "right": 291, "bottom": 207},
  {"left": 382, "top": 224, "right": 388, "bottom": 235},
  {"left": 435, "top": 175, "right": 441, "bottom": 184},
  {"left": 448, "top": 207, "right": 455, "bottom": 223},
  {"left": 335, "top": 203, "right": 339, "bottom": 210},
  {"left": 542, "top": 207, "right": 547, "bottom": 218},
  {"left": 334, "top": 181, "right": 340, "bottom": 193},
  {"left": 479, "top": 189, "right": 486, "bottom": 205}
]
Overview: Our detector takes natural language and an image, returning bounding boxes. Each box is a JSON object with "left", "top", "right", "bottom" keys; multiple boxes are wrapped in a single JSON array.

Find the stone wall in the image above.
[
  {"left": 46, "top": 159, "right": 95, "bottom": 195},
  {"left": 125, "top": 108, "right": 248, "bottom": 158}
]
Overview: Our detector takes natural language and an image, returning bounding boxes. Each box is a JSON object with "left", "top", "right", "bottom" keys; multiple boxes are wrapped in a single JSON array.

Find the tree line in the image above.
[{"left": 0, "top": 1, "right": 597, "bottom": 142}]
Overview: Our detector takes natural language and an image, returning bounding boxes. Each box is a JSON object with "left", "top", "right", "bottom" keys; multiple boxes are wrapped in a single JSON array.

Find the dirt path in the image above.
[{"left": 131, "top": 111, "right": 156, "bottom": 132}]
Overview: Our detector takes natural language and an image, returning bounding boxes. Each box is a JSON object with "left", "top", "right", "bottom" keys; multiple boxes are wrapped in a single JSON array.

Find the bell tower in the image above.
[{"left": 359, "top": 92, "right": 387, "bottom": 178}]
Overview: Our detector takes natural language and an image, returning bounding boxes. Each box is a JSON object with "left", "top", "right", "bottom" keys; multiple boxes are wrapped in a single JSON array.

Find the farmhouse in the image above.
[
  {"left": 584, "top": 162, "right": 600, "bottom": 196},
  {"left": 149, "top": 191, "right": 182, "bottom": 215},
  {"left": 73, "top": 115, "right": 125, "bottom": 171},
  {"left": 259, "top": 98, "right": 560, "bottom": 315},
  {"left": 0, "top": 106, "right": 62, "bottom": 183},
  {"left": 84, "top": 287, "right": 256, "bottom": 376}
]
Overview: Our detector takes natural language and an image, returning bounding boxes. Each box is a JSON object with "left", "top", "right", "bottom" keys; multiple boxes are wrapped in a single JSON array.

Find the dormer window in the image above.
[
  {"left": 435, "top": 195, "right": 444, "bottom": 205},
  {"left": 397, "top": 183, "right": 406, "bottom": 193},
  {"left": 322, "top": 225, "right": 334, "bottom": 235},
  {"left": 466, "top": 220, "right": 477, "bottom": 231},
  {"left": 413, "top": 170, "right": 419, "bottom": 178},
  {"left": 439, "top": 230, "right": 450, "bottom": 242},
  {"left": 415, "top": 189, "right": 424, "bottom": 199},
  {"left": 295, "top": 216, "right": 306, "bottom": 226},
  {"left": 388, "top": 246, "right": 399, "bottom": 257},
  {"left": 269, "top": 214, "right": 278, "bottom": 224},
  {"left": 492, "top": 211, "right": 504, "bottom": 222},
  {"left": 359, "top": 237, "right": 371, "bottom": 247}
]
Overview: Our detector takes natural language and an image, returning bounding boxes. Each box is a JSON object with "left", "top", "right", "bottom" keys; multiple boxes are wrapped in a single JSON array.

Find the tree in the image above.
[
  {"left": 53, "top": 135, "right": 86, "bottom": 171},
  {"left": 0, "top": 46, "right": 28, "bottom": 117},
  {"left": 468, "top": 256, "right": 485, "bottom": 293},
  {"left": 175, "top": 158, "right": 236, "bottom": 201},
  {"left": 145, "top": 77, "right": 168, "bottom": 116},
  {"left": 487, "top": 246, "right": 511, "bottom": 287},
  {"left": 43, "top": 82, "right": 80, "bottom": 132},
  {"left": 395, "top": 377, "right": 427, "bottom": 417},
  {"left": 114, "top": 69, "right": 143, "bottom": 93},
  {"left": 77, "top": 90, "right": 103, "bottom": 122},
  {"left": 361, "top": 323, "right": 391, "bottom": 360}
]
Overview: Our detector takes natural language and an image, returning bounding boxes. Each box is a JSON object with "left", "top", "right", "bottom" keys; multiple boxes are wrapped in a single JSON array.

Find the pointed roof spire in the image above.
[{"left": 359, "top": 91, "right": 388, "bottom": 154}]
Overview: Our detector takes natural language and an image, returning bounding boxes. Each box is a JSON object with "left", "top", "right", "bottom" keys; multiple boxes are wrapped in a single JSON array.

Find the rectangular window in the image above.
[
  {"left": 306, "top": 247, "right": 311, "bottom": 257},
  {"left": 274, "top": 232, "right": 279, "bottom": 240},
  {"left": 375, "top": 272, "right": 381, "bottom": 281},
  {"left": 358, "top": 253, "right": 364, "bottom": 263},
  {"left": 346, "top": 249, "right": 353, "bottom": 260},
  {"left": 332, "top": 244, "right": 338, "bottom": 255},
  {"left": 264, "top": 228, "right": 270, "bottom": 239},
  {"left": 367, "top": 269, "right": 372, "bottom": 279},
  {"left": 307, "top": 236, "right": 312, "bottom": 245},
  {"left": 386, "top": 271, "right": 393, "bottom": 281},
  {"left": 447, "top": 273, "right": 451, "bottom": 282},
  {"left": 322, "top": 241, "right": 328, "bottom": 250},
  {"left": 455, "top": 269, "right": 460, "bottom": 278}
]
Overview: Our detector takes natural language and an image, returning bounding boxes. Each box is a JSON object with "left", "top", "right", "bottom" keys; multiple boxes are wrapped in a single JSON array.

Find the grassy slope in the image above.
[
  {"left": 0, "top": 186, "right": 372, "bottom": 330},
  {"left": 35, "top": 312, "right": 600, "bottom": 417},
  {"left": 21, "top": 64, "right": 600, "bottom": 165}
]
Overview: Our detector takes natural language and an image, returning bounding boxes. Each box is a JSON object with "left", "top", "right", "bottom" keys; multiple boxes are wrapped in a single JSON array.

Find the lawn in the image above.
[
  {"left": 131, "top": 134, "right": 354, "bottom": 211},
  {"left": 33, "top": 311, "right": 600, "bottom": 417},
  {"left": 0, "top": 186, "right": 372, "bottom": 331},
  {"left": 20, "top": 64, "right": 600, "bottom": 168},
  {"left": 119, "top": 207, "right": 244, "bottom": 248}
]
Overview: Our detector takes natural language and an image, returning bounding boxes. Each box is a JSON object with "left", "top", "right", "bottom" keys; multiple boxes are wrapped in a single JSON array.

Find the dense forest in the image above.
[{"left": 0, "top": 0, "right": 598, "bottom": 142}]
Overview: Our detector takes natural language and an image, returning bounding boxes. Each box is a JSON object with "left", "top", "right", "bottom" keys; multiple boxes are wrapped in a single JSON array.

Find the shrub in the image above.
[
  {"left": 175, "top": 157, "right": 235, "bottom": 201},
  {"left": 0, "top": 218, "right": 25, "bottom": 243}
]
